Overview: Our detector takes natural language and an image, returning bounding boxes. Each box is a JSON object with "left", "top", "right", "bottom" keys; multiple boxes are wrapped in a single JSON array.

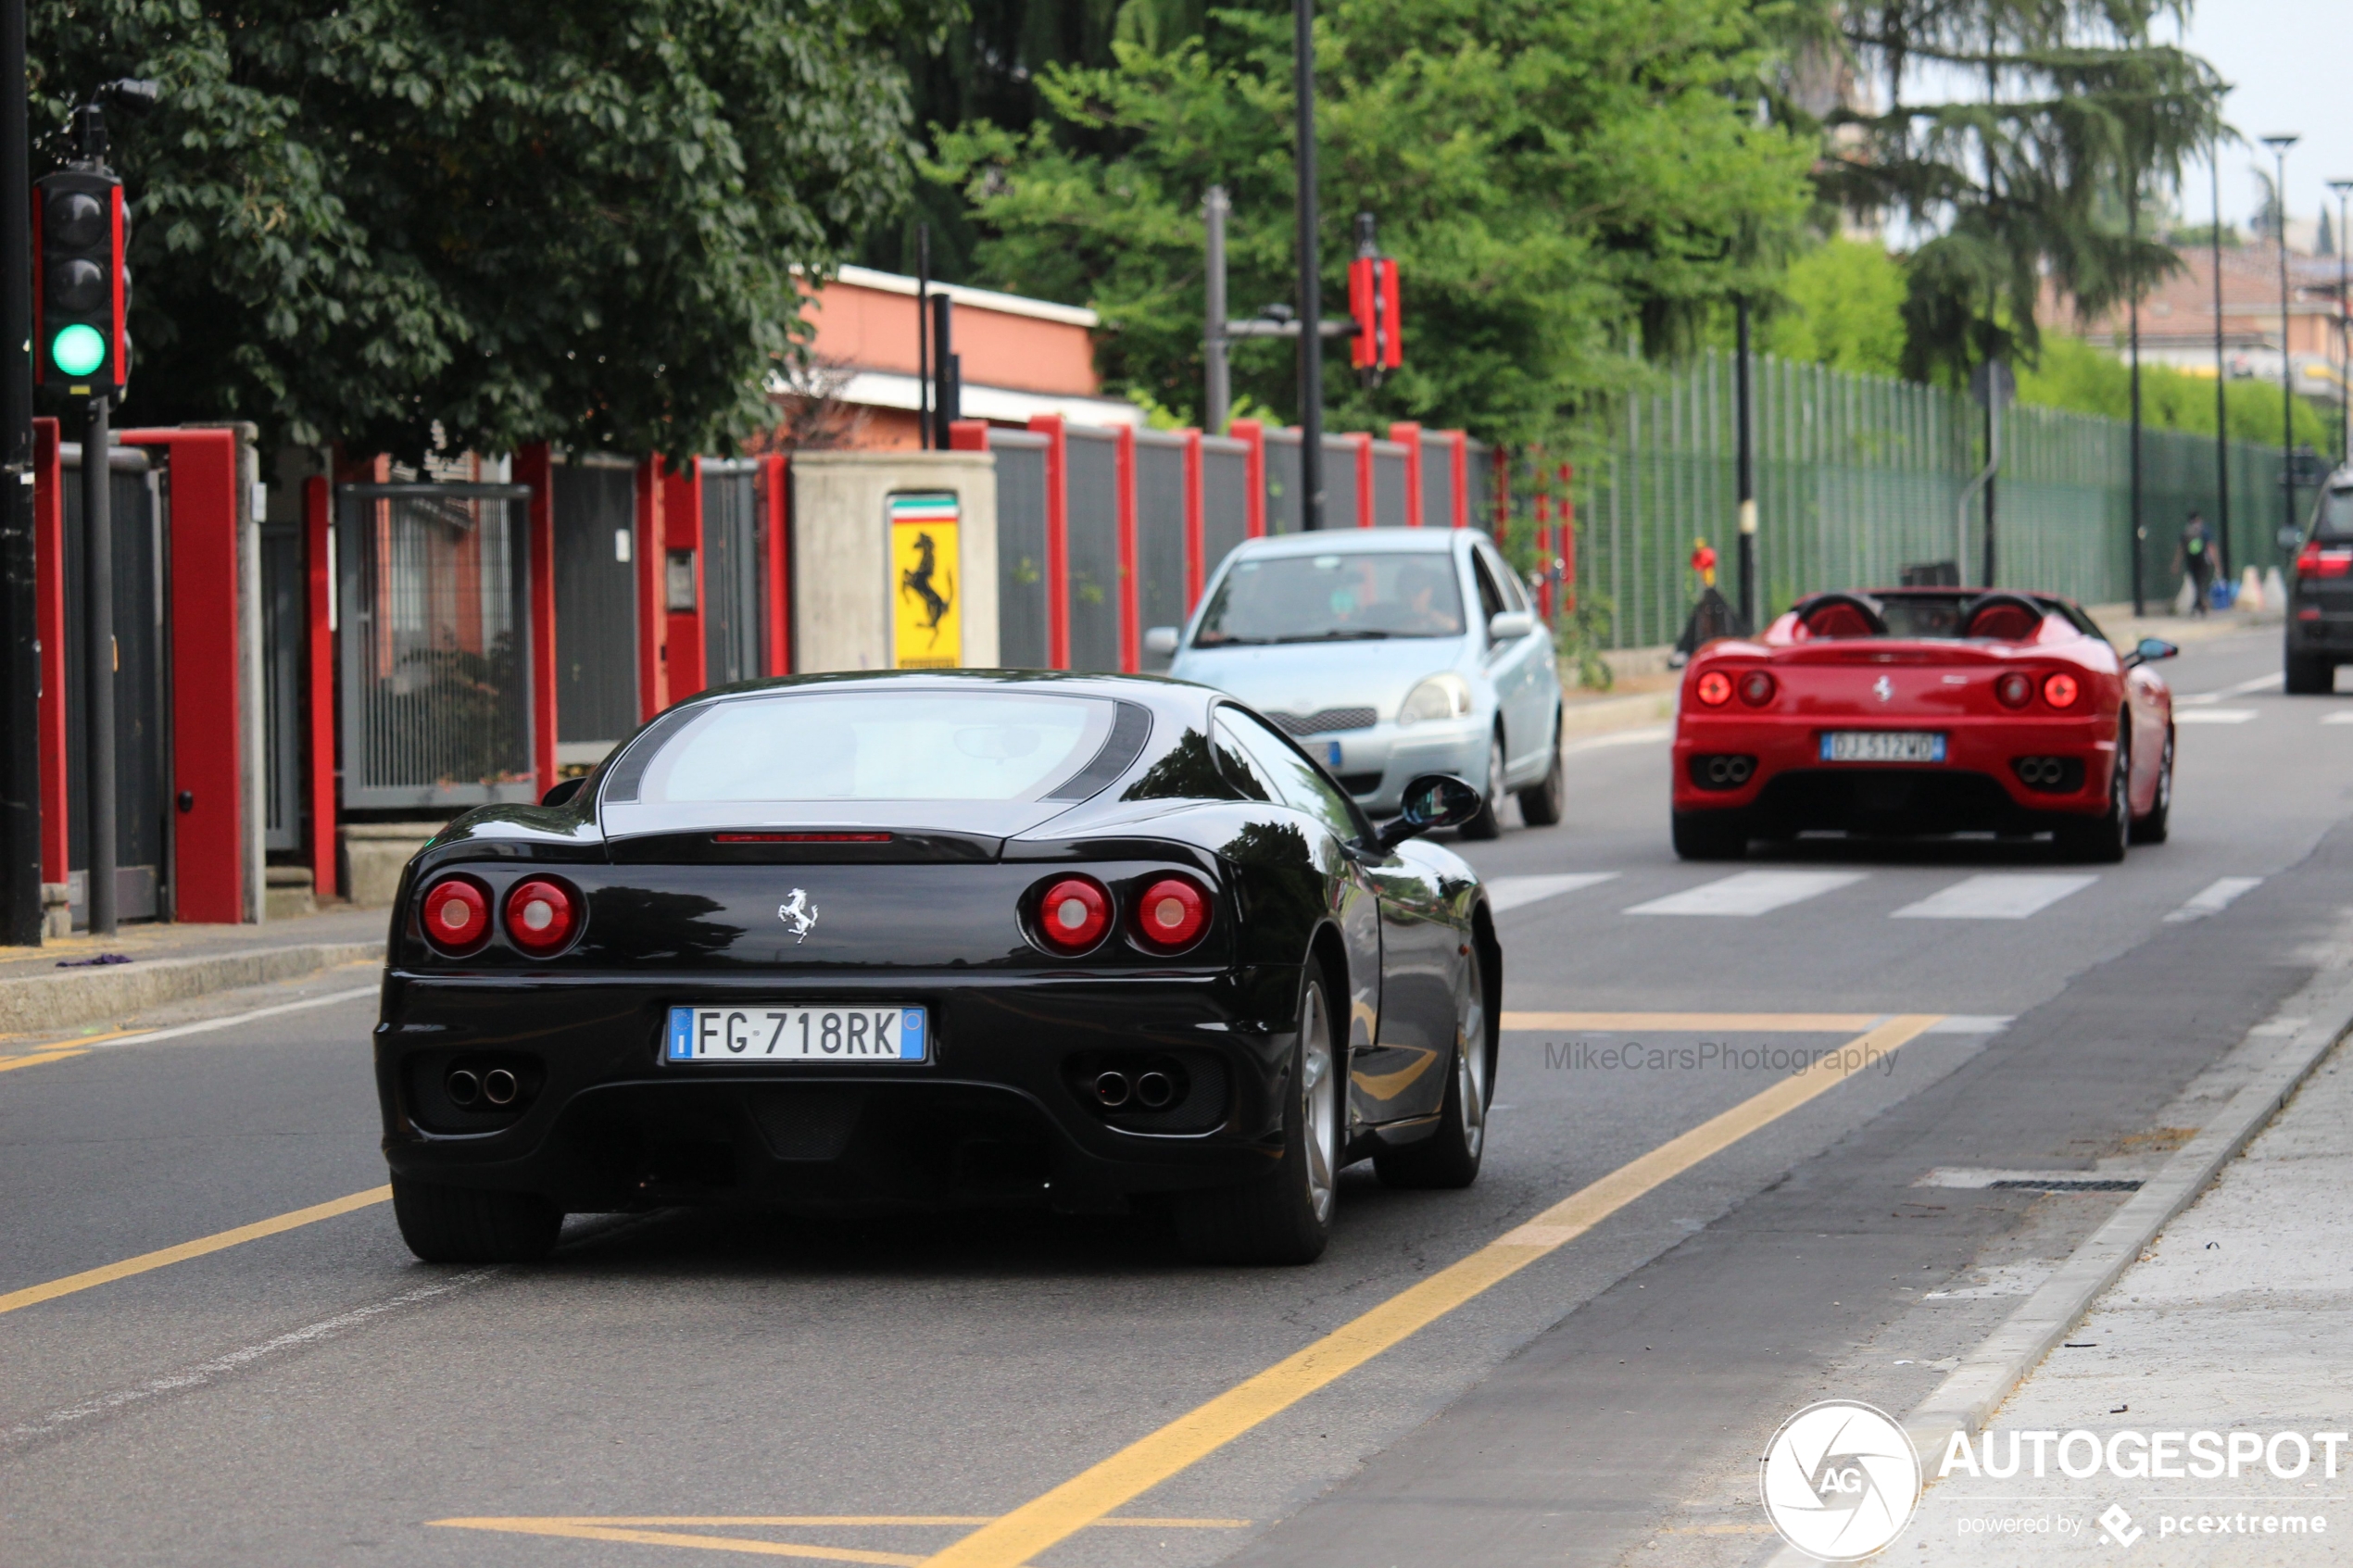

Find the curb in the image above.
[
  {"left": 1754, "top": 974, "right": 2353, "bottom": 1566},
  {"left": 1559, "top": 688, "right": 1676, "bottom": 741},
  {"left": 0, "top": 941, "right": 385, "bottom": 1037}
]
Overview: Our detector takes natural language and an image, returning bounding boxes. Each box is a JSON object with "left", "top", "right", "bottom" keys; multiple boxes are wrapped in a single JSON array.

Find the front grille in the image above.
[
  {"left": 1338, "top": 772, "right": 1384, "bottom": 796},
  {"left": 1266, "top": 707, "right": 1377, "bottom": 736}
]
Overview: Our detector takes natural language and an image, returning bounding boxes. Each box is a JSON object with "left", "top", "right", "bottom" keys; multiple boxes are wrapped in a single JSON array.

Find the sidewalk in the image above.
[
  {"left": 1908, "top": 1034, "right": 2353, "bottom": 1562},
  {"left": 0, "top": 906, "right": 384, "bottom": 1040}
]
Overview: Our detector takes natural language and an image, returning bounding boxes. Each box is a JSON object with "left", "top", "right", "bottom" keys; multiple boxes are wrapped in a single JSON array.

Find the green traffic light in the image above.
[{"left": 52, "top": 323, "right": 106, "bottom": 378}]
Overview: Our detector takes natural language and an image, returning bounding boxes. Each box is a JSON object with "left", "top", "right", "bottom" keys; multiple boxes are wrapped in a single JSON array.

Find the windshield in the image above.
[
  {"left": 1858, "top": 595, "right": 2061, "bottom": 640},
  {"left": 2316, "top": 487, "right": 2353, "bottom": 542},
  {"left": 1193, "top": 551, "right": 1465, "bottom": 646},
  {"left": 624, "top": 692, "right": 1115, "bottom": 803}
]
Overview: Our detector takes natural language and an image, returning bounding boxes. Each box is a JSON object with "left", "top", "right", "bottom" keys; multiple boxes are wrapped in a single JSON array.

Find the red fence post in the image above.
[
  {"left": 1231, "top": 419, "right": 1265, "bottom": 538},
  {"left": 1181, "top": 428, "right": 1206, "bottom": 611},
  {"left": 1114, "top": 424, "right": 1139, "bottom": 672},
  {"left": 1534, "top": 476, "right": 1553, "bottom": 623},
  {"left": 303, "top": 475, "right": 337, "bottom": 900},
  {"left": 634, "top": 459, "right": 669, "bottom": 718},
  {"left": 1446, "top": 431, "right": 1468, "bottom": 528},
  {"left": 948, "top": 420, "right": 990, "bottom": 451},
  {"left": 32, "top": 419, "right": 65, "bottom": 889},
  {"left": 761, "top": 454, "right": 791, "bottom": 676},
  {"left": 1493, "top": 445, "right": 1511, "bottom": 550},
  {"left": 1348, "top": 433, "right": 1375, "bottom": 528},
  {"left": 1028, "top": 414, "right": 1070, "bottom": 669},
  {"left": 661, "top": 457, "right": 707, "bottom": 700},
  {"left": 1390, "top": 421, "right": 1424, "bottom": 526},
  {"left": 1559, "top": 461, "right": 1577, "bottom": 614},
  {"left": 515, "top": 443, "right": 559, "bottom": 797}
]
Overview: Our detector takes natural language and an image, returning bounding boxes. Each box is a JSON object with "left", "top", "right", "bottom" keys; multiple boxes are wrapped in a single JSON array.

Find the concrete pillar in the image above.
[{"left": 787, "top": 450, "right": 1000, "bottom": 673}]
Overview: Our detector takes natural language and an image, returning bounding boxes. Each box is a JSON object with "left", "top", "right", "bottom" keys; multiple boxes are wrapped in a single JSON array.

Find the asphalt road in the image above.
[{"left": 3, "top": 627, "right": 2347, "bottom": 1568}]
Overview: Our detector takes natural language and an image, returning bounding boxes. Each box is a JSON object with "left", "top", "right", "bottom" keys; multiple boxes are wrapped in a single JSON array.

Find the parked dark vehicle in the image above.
[
  {"left": 2286, "top": 472, "right": 2353, "bottom": 695},
  {"left": 375, "top": 671, "right": 1499, "bottom": 1267}
]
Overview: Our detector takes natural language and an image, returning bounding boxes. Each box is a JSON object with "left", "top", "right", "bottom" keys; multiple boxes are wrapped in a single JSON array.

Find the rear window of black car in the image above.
[{"left": 614, "top": 691, "right": 1119, "bottom": 804}]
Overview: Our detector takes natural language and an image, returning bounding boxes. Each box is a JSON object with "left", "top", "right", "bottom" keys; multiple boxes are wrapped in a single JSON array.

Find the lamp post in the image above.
[
  {"left": 1292, "top": 0, "right": 1325, "bottom": 530},
  {"left": 2331, "top": 179, "right": 2353, "bottom": 469},
  {"left": 2211, "top": 146, "right": 2232, "bottom": 576},
  {"left": 2262, "top": 133, "right": 2300, "bottom": 542}
]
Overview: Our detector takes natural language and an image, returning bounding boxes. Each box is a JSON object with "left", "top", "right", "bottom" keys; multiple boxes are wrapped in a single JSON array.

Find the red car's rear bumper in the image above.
[{"left": 1672, "top": 712, "right": 2118, "bottom": 827}]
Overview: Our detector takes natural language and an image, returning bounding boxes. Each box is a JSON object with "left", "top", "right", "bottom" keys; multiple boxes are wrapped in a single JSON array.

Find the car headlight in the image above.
[{"left": 1397, "top": 672, "right": 1472, "bottom": 725}]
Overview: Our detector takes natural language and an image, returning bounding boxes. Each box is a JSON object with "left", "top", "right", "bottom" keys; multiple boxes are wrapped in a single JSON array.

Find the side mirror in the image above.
[
  {"left": 1375, "top": 772, "right": 1483, "bottom": 849},
  {"left": 1487, "top": 610, "right": 1535, "bottom": 643},
  {"left": 1143, "top": 626, "right": 1181, "bottom": 658},
  {"left": 2125, "top": 636, "right": 2178, "bottom": 669},
  {"left": 540, "top": 776, "right": 585, "bottom": 809}
]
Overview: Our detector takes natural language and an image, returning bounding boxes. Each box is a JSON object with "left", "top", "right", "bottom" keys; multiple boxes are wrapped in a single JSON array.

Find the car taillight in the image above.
[
  {"left": 1737, "top": 671, "right": 1776, "bottom": 707},
  {"left": 1995, "top": 672, "right": 2033, "bottom": 709},
  {"left": 2042, "top": 672, "right": 2080, "bottom": 709},
  {"left": 2298, "top": 542, "right": 2353, "bottom": 579},
  {"left": 1036, "top": 877, "right": 1112, "bottom": 952},
  {"left": 504, "top": 878, "right": 581, "bottom": 956},
  {"left": 1134, "top": 876, "right": 1209, "bottom": 950},
  {"left": 421, "top": 875, "right": 491, "bottom": 956},
  {"left": 1695, "top": 671, "right": 1732, "bottom": 706}
]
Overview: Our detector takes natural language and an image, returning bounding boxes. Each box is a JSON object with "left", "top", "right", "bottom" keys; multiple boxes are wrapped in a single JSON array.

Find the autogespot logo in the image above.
[{"left": 1760, "top": 1399, "right": 1924, "bottom": 1561}]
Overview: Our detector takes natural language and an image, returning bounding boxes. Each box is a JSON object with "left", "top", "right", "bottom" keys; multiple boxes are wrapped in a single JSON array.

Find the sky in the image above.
[{"left": 2171, "top": 0, "right": 2353, "bottom": 238}]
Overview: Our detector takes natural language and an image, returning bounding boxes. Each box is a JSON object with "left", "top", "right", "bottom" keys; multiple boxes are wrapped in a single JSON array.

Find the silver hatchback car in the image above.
[{"left": 1151, "top": 528, "right": 1565, "bottom": 836}]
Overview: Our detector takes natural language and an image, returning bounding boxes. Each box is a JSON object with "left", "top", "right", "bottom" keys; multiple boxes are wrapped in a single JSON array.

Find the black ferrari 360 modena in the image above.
[{"left": 374, "top": 671, "right": 1499, "bottom": 1266}]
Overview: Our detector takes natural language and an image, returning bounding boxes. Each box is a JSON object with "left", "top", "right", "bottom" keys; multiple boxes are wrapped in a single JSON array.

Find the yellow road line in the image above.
[
  {"left": 922, "top": 1014, "right": 1942, "bottom": 1568},
  {"left": 442, "top": 1517, "right": 1248, "bottom": 1529},
  {"left": 0, "top": 1186, "right": 391, "bottom": 1316},
  {"left": 430, "top": 1515, "right": 1251, "bottom": 1562},
  {"left": 1501, "top": 1010, "right": 1885, "bottom": 1034},
  {"left": 0, "top": 1048, "right": 87, "bottom": 1073}
]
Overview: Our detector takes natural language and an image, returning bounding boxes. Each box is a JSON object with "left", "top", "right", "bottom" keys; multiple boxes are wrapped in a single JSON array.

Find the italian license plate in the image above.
[
  {"left": 1324, "top": 740, "right": 1344, "bottom": 767},
  {"left": 664, "top": 1006, "right": 928, "bottom": 1063},
  {"left": 1820, "top": 731, "right": 1946, "bottom": 764}
]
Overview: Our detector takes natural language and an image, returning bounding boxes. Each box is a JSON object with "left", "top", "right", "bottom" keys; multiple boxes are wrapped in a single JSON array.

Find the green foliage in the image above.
[
  {"left": 1746, "top": 238, "right": 1907, "bottom": 377},
  {"left": 1552, "top": 593, "right": 1617, "bottom": 691},
  {"left": 929, "top": 0, "right": 1816, "bottom": 448},
  {"left": 2014, "top": 335, "right": 2338, "bottom": 451},
  {"left": 32, "top": 0, "right": 944, "bottom": 458}
]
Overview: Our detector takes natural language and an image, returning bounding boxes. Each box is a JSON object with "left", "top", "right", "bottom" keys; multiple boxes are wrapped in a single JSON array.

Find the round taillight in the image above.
[
  {"left": 1695, "top": 671, "right": 1733, "bottom": 707},
  {"left": 1995, "top": 672, "right": 2033, "bottom": 709},
  {"left": 421, "top": 875, "right": 491, "bottom": 956},
  {"left": 1037, "top": 877, "right": 1112, "bottom": 952},
  {"left": 1135, "top": 876, "right": 1209, "bottom": 950},
  {"left": 504, "top": 878, "right": 580, "bottom": 956},
  {"left": 1737, "top": 671, "right": 1776, "bottom": 707},
  {"left": 2042, "top": 672, "right": 2080, "bottom": 709}
]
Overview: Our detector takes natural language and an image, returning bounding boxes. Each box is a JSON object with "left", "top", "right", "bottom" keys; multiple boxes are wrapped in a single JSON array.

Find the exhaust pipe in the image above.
[
  {"left": 1093, "top": 1071, "right": 1132, "bottom": 1109},
  {"left": 483, "top": 1068, "right": 520, "bottom": 1107},
  {"left": 1134, "top": 1071, "right": 1176, "bottom": 1110},
  {"left": 446, "top": 1069, "right": 481, "bottom": 1108}
]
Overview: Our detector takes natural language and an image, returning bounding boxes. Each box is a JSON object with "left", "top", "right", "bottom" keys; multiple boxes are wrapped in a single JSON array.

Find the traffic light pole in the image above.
[
  {"left": 1292, "top": 0, "right": 1324, "bottom": 531},
  {"left": 82, "top": 393, "right": 113, "bottom": 935},
  {"left": 0, "top": 0, "right": 42, "bottom": 945},
  {"left": 1734, "top": 296, "right": 1756, "bottom": 631}
]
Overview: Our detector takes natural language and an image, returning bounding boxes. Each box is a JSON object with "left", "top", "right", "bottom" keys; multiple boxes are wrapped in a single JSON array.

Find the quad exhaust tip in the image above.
[
  {"left": 1093, "top": 1071, "right": 1131, "bottom": 1109},
  {"left": 1133, "top": 1071, "right": 1176, "bottom": 1110},
  {"left": 483, "top": 1068, "right": 520, "bottom": 1107},
  {"left": 446, "top": 1068, "right": 481, "bottom": 1108}
]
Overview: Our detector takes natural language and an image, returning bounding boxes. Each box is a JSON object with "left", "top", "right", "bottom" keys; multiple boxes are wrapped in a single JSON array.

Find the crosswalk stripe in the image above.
[
  {"left": 2162, "top": 876, "right": 2263, "bottom": 922},
  {"left": 2175, "top": 708, "right": 2258, "bottom": 724},
  {"left": 2322, "top": 712, "right": 2353, "bottom": 726},
  {"left": 1626, "top": 871, "right": 1865, "bottom": 918},
  {"left": 1486, "top": 873, "right": 1617, "bottom": 913},
  {"left": 1891, "top": 874, "right": 2096, "bottom": 921}
]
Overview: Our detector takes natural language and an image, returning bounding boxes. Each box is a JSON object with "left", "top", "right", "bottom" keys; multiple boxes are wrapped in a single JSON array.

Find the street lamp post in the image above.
[
  {"left": 1292, "top": 0, "right": 1325, "bottom": 531},
  {"left": 2263, "top": 134, "right": 2300, "bottom": 543},
  {"left": 2210, "top": 147, "right": 2232, "bottom": 577},
  {"left": 2331, "top": 179, "right": 2353, "bottom": 469}
]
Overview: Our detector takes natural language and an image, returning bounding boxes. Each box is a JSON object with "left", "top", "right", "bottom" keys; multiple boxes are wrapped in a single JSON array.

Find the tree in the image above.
[
  {"left": 1813, "top": 0, "right": 2225, "bottom": 385},
  {"left": 930, "top": 0, "right": 1815, "bottom": 446},
  {"left": 31, "top": 0, "right": 947, "bottom": 458}
]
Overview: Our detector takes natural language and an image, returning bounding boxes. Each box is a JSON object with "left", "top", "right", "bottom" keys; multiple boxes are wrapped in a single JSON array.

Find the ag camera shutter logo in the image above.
[{"left": 1759, "top": 1399, "right": 1923, "bottom": 1561}]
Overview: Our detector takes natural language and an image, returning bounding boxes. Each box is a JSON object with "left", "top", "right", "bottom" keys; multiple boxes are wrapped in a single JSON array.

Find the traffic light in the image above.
[
  {"left": 33, "top": 169, "right": 127, "bottom": 395},
  {"left": 1348, "top": 211, "right": 1401, "bottom": 380}
]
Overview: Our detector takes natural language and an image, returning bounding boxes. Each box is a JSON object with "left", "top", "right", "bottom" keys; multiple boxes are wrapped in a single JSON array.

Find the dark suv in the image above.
[{"left": 2287, "top": 474, "right": 2353, "bottom": 695}]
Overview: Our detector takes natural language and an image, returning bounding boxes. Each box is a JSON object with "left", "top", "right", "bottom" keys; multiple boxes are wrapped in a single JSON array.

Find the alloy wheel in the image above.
[{"left": 1301, "top": 982, "right": 1340, "bottom": 1225}]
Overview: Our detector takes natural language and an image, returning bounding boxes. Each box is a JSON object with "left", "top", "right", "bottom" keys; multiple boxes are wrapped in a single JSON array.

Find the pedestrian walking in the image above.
[{"left": 2172, "top": 511, "right": 2221, "bottom": 618}]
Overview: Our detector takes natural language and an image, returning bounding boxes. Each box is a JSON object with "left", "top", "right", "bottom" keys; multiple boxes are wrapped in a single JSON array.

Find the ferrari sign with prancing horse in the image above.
[{"left": 890, "top": 492, "right": 962, "bottom": 669}]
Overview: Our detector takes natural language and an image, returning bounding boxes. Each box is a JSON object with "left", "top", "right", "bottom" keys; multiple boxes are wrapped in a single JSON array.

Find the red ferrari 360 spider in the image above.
[{"left": 1670, "top": 589, "right": 2177, "bottom": 862}]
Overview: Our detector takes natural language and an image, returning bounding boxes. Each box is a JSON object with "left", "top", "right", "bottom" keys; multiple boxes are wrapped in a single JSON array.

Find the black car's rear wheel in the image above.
[
  {"left": 392, "top": 1176, "right": 562, "bottom": 1264},
  {"left": 1173, "top": 972, "right": 1340, "bottom": 1265},
  {"left": 2285, "top": 646, "right": 2334, "bottom": 695},
  {"left": 1375, "top": 948, "right": 1490, "bottom": 1189},
  {"left": 1516, "top": 717, "right": 1566, "bottom": 827}
]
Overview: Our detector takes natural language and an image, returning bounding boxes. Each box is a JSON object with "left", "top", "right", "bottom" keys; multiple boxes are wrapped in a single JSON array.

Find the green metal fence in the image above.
[{"left": 1547, "top": 350, "right": 2296, "bottom": 649}]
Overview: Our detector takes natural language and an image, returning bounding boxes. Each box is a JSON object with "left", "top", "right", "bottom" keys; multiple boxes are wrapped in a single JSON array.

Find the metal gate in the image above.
[
  {"left": 700, "top": 458, "right": 766, "bottom": 686},
  {"left": 993, "top": 431, "right": 1051, "bottom": 668},
  {"left": 550, "top": 457, "right": 639, "bottom": 761},
  {"left": 62, "top": 443, "right": 170, "bottom": 922},
  {"left": 337, "top": 483, "right": 537, "bottom": 809},
  {"left": 259, "top": 521, "right": 304, "bottom": 852}
]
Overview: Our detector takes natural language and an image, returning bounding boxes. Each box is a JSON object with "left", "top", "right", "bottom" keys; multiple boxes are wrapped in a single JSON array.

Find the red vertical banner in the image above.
[
  {"left": 1028, "top": 414, "right": 1071, "bottom": 669},
  {"left": 1181, "top": 428, "right": 1206, "bottom": 610},
  {"left": 304, "top": 475, "right": 338, "bottom": 899},
  {"left": 1446, "top": 431, "right": 1469, "bottom": 529},
  {"left": 1232, "top": 418, "right": 1266, "bottom": 538},
  {"left": 1557, "top": 462, "right": 1577, "bottom": 615},
  {"left": 761, "top": 453, "right": 791, "bottom": 676},
  {"left": 634, "top": 459, "right": 669, "bottom": 718},
  {"left": 1349, "top": 433, "right": 1375, "bottom": 528},
  {"left": 1114, "top": 423, "right": 1139, "bottom": 673},
  {"left": 122, "top": 429, "right": 244, "bottom": 923},
  {"left": 1534, "top": 481, "right": 1554, "bottom": 623},
  {"left": 661, "top": 457, "right": 707, "bottom": 700},
  {"left": 948, "top": 420, "right": 990, "bottom": 451},
  {"left": 1493, "top": 445, "right": 1511, "bottom": 550},
  {"left": 1390, "top": 422, "right": 1424, "bottom": 526},
  {"left": 32, "top": 420, "right": 65, "bottom": 886},
  {"left": 516, "top": 443, "right": 559, "bottom": 799}
]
